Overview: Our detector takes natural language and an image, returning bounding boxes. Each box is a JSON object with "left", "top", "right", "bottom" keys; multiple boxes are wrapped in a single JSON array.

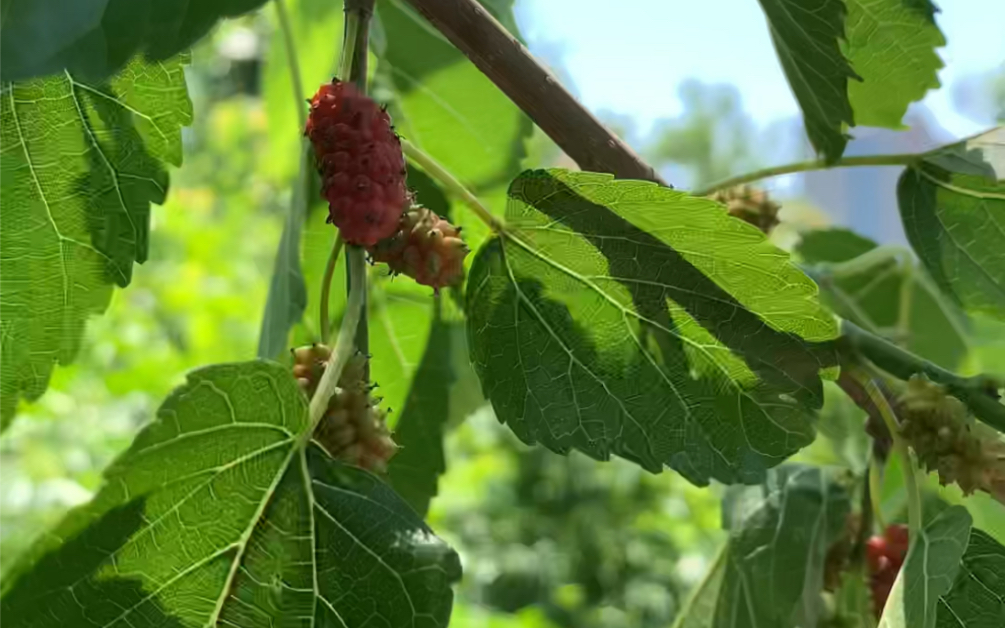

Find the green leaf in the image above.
[
  {"left": 756, "top": 0, "right": 859, "bottom": 162},
  {"left": 0, "top": 0, "right": 269, "bottom": 82},
  {"left": 0, "top": 360, "right": 461, "bottom": 626},
  {"left": 257, "top": 146, "right": 312, "bottom": 360},
  {"left": 466, "top": 170, "right": 840, "bottom": 485},
  {"left": 936, "top": 528, "right": 1005, "bottom": 627},
  {"left": 0, "top": 55, "right": 192, "bottom": 430},
  {"left": 897, "top": 128, "right": 1005, "bottom": 321},
  {"left": 797, "top": 228, "right": 969, "bottom": 370},
  {"left": 386, "top": 308, "right": 454, "bottom": 516},
  {"left": 717, "top": 465, "right": 851, "bottom": 627},
  {"left": 879, "top": 505, "right": 972, "bottom": 628},
  {"left": 843, "top": 0, "right": 945, "bottom": 129},
  {"left": 374, "top": 0, "right": 532, "bottom": 189},
  {"left": 671, "top": 545, "right": 727, "bottom": 628}
]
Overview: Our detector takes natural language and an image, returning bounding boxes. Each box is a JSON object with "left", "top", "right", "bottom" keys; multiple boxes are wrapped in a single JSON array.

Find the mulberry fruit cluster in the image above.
[
  {"left": 865, "top": 524, "right": 909, "bottom": 618},
  {"left": 306, "top": 80, "right": 408, "bottom": 246},
  {"left": 708, "top": 185, "right": 781, "bottom": 235},
  {"left": 306, "top": 79, "right": 469, "bottom": 291},
  {"left": 896, "top": 375, "right": 1005, "bottom": 502},
  {"left": 292, "top": 343, "right": 398, "bottom": 473},
  {"left": 370, "top": 205, "right": 469, "bottom": 292}
]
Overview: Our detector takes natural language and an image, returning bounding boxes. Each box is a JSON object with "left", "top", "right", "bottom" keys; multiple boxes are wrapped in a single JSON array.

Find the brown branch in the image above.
[{"left": 401, "top": 0, "right": 670, "bottom": 187}]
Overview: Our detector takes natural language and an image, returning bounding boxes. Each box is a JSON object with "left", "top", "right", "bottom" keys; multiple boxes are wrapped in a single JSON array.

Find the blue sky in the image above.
[{"left": 514, "top": 0, "right": 1005, "bottom": 140}]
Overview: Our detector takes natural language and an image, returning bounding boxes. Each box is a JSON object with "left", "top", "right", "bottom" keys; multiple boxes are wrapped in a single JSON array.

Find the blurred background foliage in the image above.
[{"left": 2, "top": 3, "right": 1004, "bottom": 628}]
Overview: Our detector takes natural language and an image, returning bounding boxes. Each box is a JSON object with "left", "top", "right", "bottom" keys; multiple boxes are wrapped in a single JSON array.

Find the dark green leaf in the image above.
[
  {"left": 0, "top": 0, "right": 269, "bottom": 82},
  {"left": 937, "top": 528, "right": 1005, "bottom": 627},
  {"left": 466, "top": 170, "right": 840, "bottom": 485},
  {"left": 897, "top": 128, "right": 1005, "bottom": 321},
  {"left": 718, "top": 465, "right": 851, "bottom": 627},
  {"left": 386, "top": 308, "right": 454, "bottom": 516},
  {"left": 0, "top": 360, "right": 461, "bottom": 626},
  {"left": 880, "top": 505, "right": 972, "bottom": 628},
  {"left": 0, "top": 55, "right": 192, "bottom": 430},
  {"left": 844, "top": 0, "right": 945, "bottom": 128},
  {"left": 374, "top": 0, "right": 533, "bottom": 189},
  {"left": 797, "top": 228, "right": 969, "bottom": 369},
  {"left": 757, "top": 0, "right": 859, "bottom": 162}
]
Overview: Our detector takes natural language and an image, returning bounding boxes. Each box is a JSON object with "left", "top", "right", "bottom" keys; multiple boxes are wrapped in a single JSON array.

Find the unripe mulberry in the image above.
[
  {"left": 897, "top": 375, "right": 1005, "bottom": 502},
  {"left": 369, "top": 205, "right": 469, "bottom": 292},
  {"left": 708, "top": 185, "right": 781, "bottom": 235},
  {"left": 306, "top": 79, "right": 408, "bottom": 246},
  {"left": 291, "top": 343, "right": 398, "bottom": 473}
]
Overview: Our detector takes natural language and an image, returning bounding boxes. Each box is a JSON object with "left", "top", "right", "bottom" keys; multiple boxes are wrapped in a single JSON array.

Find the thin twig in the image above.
[
  {"left": 401, "top": 0, "right": 668, "bottom": 186},
  {"left": 320, "top": 235, "right": 344, "bottom": 342},
  {"left": 691, "top": 154, "right": 920, "bottom": 197},
  {"left": 401, "top": 139, "right": 503, "bottom": 232},
  {"left": 861, "top": 374, "right": 922, "bottom": 536},
  {"left": 305, "top": 246, "right": 367, "bottom": 432}
]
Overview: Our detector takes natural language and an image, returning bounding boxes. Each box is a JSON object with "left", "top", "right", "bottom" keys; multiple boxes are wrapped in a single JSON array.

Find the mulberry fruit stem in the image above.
[
  {"left": 860, "top": 370, "right": 923, "bottom": 538},
  {"left": 305, "top": 246, "right": 368, "bottom": 435},
  {"left": 401, "top": 138, "right": 503, "bottom": 233},
  {"left": 320, "top": 234, "right": 344, "bottom": 342},
  {"left": 335, "top": 1, "right": 375, "bottom": 371}
]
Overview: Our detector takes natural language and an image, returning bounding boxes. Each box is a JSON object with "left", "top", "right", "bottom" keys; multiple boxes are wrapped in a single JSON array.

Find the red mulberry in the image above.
[
  {"left": 306, "top": 79, "right": 408, "bottom": 246},
  {"left": 369, "top": 205, "right": 469, "bottom": 292}
]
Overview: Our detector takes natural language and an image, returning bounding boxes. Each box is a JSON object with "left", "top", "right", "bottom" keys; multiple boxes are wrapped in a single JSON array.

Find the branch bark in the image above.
[{"left": 401, "top": 0, "right": 669, "bottom": 187}]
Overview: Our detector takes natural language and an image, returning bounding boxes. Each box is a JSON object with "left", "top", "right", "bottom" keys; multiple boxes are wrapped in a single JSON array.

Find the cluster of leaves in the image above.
[{"left": 1, "top": 1, "right": 1004, "bottom": 628}]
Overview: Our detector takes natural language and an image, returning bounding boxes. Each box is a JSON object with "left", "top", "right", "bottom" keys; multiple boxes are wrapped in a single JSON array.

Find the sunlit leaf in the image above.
[
  {"left": 879, "top": 505, "right": 972, "bottom": 628},
  {"left": 897, "top": 127, "right": 1005, "bottom": 320},
  {"left": 844, "top": 0, "right": 945, "bottom": 129},
  {"left": 0, "top": 55, "right": 192, "bottom": 430},
  {"left": 0, "top": 360, "right": 461, "bottom": 626},
  {"left": 798, "top": 228, "right": 969, "bottom": 369},
  {"left": 936, "top": 528, "right": 1005, "bottom": 627},
  {"left": 466, "top": 170, "right": 840, "bottom": 485},
  {"left": 0, "top": 0, "right": 269, "bottom": 82},
  {"left": 757, "top": 0, "right": 859, "bottom": 162},
  {"left": 706, "top": 465, "right": 850, "bottom": 627}
]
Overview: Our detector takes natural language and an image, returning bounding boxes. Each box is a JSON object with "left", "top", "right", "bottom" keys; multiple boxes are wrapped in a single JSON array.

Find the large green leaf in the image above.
[
  {"left": 897, "top": 128, "right": 1005, "bottom": 321},
  {"left": 756, "top": 0, "right": 859, "bottom": 162},
  {"left": 797, "top": 228, "right": 969, "bottom": 370},
  {"left": 0, "top": 0, "right": 269, "bottom": 82},
  {"left": 0, "top": 55, "right": 192, "bottom": 430},
  {"left": 936, "top": 528, "right": 1005, "bottom": 627},
  {"left": 879, "top": 505, "right": 972, "bottom": 628},
  {"left": 374, "top": 0, "right": 532, "bottom": 191},
  {"left": 843, "top": 0, "right": 945, "bottom": 129},
  {"left": 714, "top": 465, "right": 850, "bottom": 627},
  {"left": 466, "top": 170, "right": 840, "bottom": 485},
  {"left": 0, "top": 360, "right": 461, "bottom": 626}
]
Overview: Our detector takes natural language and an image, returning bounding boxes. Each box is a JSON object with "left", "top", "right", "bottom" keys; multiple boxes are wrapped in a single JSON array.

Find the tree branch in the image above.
[
  {"left": 401, "top": 0, "right": 669, "bottom": 187},
  {"left": 840, "top": 321, "right": 1005, "bottom": 434}
]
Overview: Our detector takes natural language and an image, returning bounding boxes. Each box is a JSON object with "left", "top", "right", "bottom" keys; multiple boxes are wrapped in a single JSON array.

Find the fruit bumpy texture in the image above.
[
  {"left": 707, "top": 185, "right": 781, "bottom": 235},
  {"left": 897, "top": 375, "right": 1005, "bottom": 502},
  {"left": 865, "top": 524, "right": 909, "bottom": 618},
  {"left": 292, "top": 344, "right": 398, "bottom": 473},
  {"left": 369, "top": 205, "right": 469, "bottom": 292},
  {"left": 306, "top": 80, "right": 408, "bottom": 246}
]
